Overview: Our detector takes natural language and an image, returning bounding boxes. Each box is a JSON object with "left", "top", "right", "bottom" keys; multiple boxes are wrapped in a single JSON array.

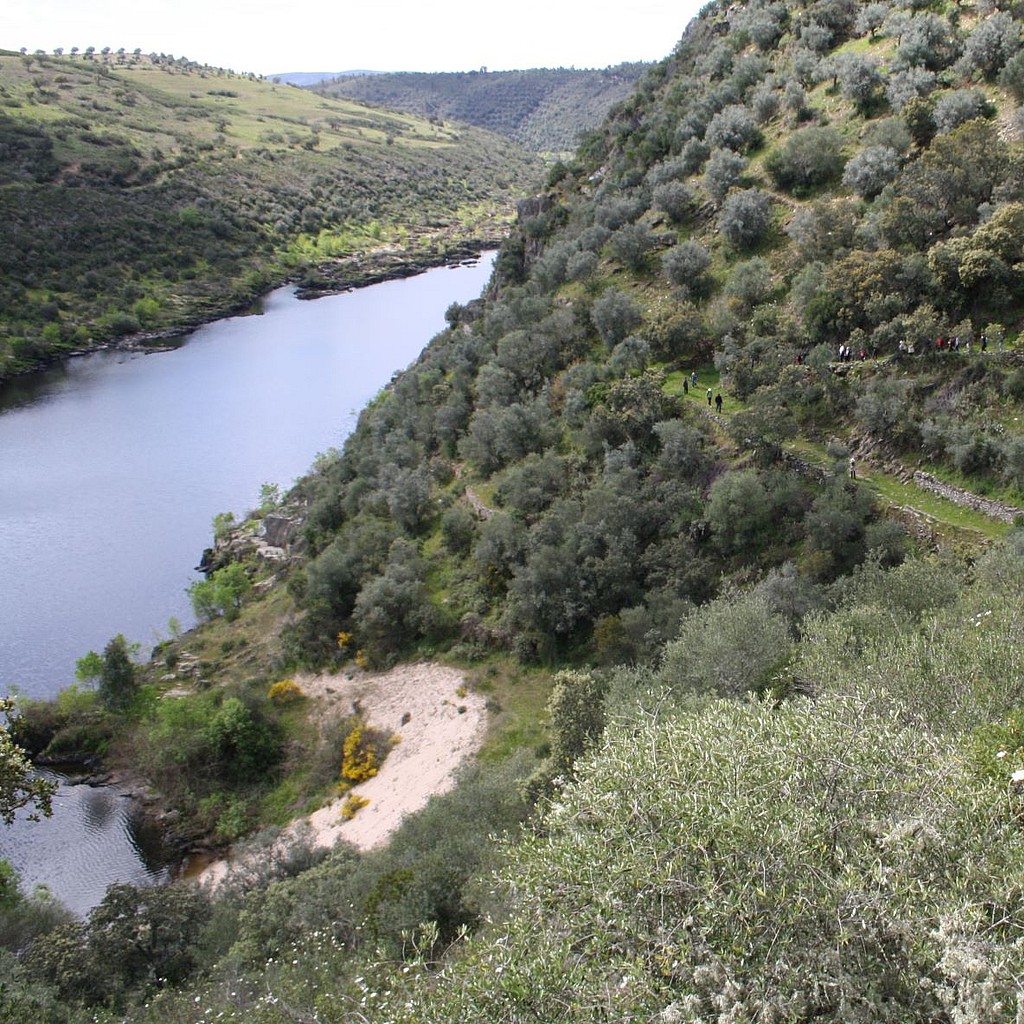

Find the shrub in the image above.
[
  {"left": 340, "top": 792, "right": 370, "bottom": 820},
  {"left": 340, "top": 719, "right": 396, "bottom": 784},
  {"left": 205, "top": 696, "right": 282, "bottom": 785},
  {"left": 188, "top": 562, "right": 251, "bottom": 622},
  {"left": 525, "top": 670, "right": 608, "bottom": 799},
  {"left": 765, "top": 126, "right": 845, "bottom": 194},
  {"left": 718, "top": 188, "right": 772, "bottom": 249},
  {"left": 267, "top": 678, "right": 305, "bottom": 704},
  {"left": 413, "top": 695, "right": 1024, "bottom": 1023},
  {"left": 75, "top": 634, "right": 138, "bottom": 712}
]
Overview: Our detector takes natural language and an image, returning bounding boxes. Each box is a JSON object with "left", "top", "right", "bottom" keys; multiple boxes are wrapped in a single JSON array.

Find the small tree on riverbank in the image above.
[
  {"left": 188, "top": 562, "right": 251, "bottom": 622},
  {"left": 75, "top": 634, "right": 138, "bottom": 712}
]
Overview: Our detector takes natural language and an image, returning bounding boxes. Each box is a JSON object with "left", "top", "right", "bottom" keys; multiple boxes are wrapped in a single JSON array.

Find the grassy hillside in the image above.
[
  {"left": 315, "top": 64, "right": 649, "bottom": 153},
  {"left": 0, "top": 49, "right": 542, "bottom": 380},
  {"left": 10, "top": 0, "right": 1024, "bottom": 1019}
]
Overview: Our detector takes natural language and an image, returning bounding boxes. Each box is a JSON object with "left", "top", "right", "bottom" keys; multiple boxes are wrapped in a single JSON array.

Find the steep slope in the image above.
[
  {"left": 282, "top": 0, "right": 1024, "bottom": 672},
  {"left": 0, "top": 50, "right": 542, "bottom": 380}
]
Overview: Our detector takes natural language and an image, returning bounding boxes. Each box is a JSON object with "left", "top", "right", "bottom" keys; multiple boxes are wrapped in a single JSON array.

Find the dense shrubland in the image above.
[{"left": 10, "top": 0, "right": 1024, "bottom": 1017}]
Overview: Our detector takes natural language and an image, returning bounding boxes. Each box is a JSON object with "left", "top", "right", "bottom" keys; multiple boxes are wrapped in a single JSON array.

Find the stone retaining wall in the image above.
[{"left": 912, "top": 471, "right": 1023, "bottom": 524}]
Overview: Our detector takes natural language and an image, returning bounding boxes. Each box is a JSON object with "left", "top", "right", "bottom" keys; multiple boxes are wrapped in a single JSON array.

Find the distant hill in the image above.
[
  {"left": 270, "top": 70, "right": 382, "bottom": 87},
  {"left": 0, "top": 49, "right": 541, "bottom": 380},
  {"left": 315, "top": 64, "right": 650, "bottom": 153}
]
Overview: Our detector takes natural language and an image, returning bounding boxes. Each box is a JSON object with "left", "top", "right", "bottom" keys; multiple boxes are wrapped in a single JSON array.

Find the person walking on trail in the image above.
[
  {"left": 715, "top": 393, "right": 723, "bottom": 413},
  {"left": 707, "top": 387, "right": 713, "bottom": 406},
  {"left": 849, "top": 456, "right": 857, "bottom": 479}
]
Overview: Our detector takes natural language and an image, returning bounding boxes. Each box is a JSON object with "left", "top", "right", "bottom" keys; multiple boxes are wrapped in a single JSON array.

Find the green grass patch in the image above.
[{"left": 464, "top": 659, "right": 554, "bottom": 764}]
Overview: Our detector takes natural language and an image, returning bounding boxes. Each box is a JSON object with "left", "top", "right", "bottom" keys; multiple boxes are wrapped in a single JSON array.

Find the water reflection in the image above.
[
  {"left": 81, "top": 786, "right": 117, "bottom": 832},
  {"left": 0, "top": 771, "right": 173, "bottom": 917}
]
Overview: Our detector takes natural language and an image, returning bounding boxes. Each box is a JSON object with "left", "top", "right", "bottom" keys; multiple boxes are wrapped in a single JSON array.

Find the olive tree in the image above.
[
  {"left": 662, "top": 240, "right": 712, "bottom": 294},
  {"left": 765, "top": 126, "right": 845, "bottom": 195},
  {"left": 842, "top": 145, "right": 901, "bottom": 198},
  {"left": 590, "top": 288, "right": 642, "bottom": 347},
  {"left": 657, "top": 589, "right": 793, "bottom": 697},
  {"left": 704, "top": 104, "right": 762, "bottom": 152},
  {"left": 885, "top": 66, "right": 936, "bottom": 111},
  {"left": 651, "top": 180, "right": 692, "bottom": 222},
  {"left": 959, "top": 10, "right": 1020, "bottom": 80},
  {"left": 704, "top": 147, "right": 747, "bottom": 205},
  {"left": 933, "top": 89, "right": 994, "bottom": 134},
  {"left": 718, "top": 188, "right": 772, "bottom": 249}
]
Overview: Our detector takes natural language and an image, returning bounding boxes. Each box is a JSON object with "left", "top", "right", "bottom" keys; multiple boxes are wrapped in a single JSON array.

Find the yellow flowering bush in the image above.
[
  {"left": 340, "top": 793, "right": 370, "bottom": 820},
  {"left": 340, "top": 720, "right": 397, "bottom": 784},
  {"left": 267, "top": 678, "right": 305, "bottom": 704}
]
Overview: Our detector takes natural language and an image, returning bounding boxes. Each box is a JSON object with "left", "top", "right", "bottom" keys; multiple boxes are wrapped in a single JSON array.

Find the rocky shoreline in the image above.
[{"left": 292, "top": 238, "right": 498, "bottom": 299}]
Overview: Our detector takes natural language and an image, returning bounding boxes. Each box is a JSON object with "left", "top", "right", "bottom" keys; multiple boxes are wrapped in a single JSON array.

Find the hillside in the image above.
[
  {"left": 9, "top": 0, "right": 1024, "bottom": 1019},
  {"left": 314, "top": 64, "right": 649, "bottom": 153},
  {"left": 269, "top": 71, "right": 381, "bottom": 87},
  {"left": 0, "top": 49, "right": 542, "bottom": 381}
]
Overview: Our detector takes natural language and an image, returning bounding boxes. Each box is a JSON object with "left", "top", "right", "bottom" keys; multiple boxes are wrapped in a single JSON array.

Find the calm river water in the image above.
[{"left": 0, "top": 253, "right": 496, "bottom": 914}]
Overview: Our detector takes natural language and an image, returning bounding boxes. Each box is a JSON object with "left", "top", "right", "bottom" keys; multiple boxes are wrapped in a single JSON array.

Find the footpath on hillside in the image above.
[{"left": 671, "top": 365, "right": 1019, "bottom": 549}]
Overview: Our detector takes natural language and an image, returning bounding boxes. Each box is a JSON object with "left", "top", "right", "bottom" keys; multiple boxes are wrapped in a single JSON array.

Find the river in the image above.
[{"left": 0, "top": 253, "right": 496, "bottom": 915}]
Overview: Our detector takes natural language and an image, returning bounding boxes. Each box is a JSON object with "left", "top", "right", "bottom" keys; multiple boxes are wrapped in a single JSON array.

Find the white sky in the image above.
[{"left": 4, "top": 0, "right": 703, "bottom": 77}]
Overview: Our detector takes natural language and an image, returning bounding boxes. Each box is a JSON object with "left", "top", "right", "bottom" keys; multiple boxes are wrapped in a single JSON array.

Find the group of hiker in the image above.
[{"left": 681, "top": 370, "right": 723, "bottom": 413}]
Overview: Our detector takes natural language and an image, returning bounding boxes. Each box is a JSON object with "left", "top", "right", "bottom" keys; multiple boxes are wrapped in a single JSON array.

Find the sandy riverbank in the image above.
[{"left": 198, "top": 662, "right": 487, "bottom": 886}]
